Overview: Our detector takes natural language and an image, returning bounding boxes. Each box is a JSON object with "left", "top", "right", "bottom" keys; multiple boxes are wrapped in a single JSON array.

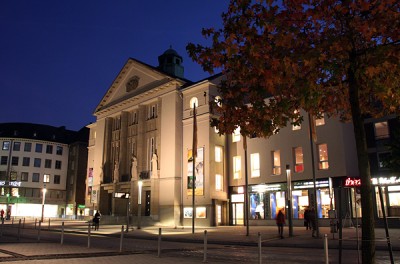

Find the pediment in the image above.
[{"left": 94, "top": 58, "right": 180, "bottom": 114}]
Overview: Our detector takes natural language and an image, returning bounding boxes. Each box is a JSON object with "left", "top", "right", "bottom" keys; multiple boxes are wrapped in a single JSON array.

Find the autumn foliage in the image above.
[{"left": 187, "top": 1, "right": 399, "bottom": 263}]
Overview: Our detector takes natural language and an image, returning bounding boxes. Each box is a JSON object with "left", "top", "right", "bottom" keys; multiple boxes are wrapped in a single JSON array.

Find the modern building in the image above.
[
  {"left": 86, "top": 48, "right": 400, "bottom": 227},
  {"left": 0, "top": 123, "right": 88, "bottom": 219}
]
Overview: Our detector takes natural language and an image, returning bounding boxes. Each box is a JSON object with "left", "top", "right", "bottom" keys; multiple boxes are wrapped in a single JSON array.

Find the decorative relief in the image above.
[{"left": 126, "top": 76, "right": 140, "bottom": 92}]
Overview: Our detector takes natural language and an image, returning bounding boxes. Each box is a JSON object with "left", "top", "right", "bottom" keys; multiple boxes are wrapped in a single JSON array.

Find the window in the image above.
[
  {"left": 11, "top": 156, "right": 18, "bottom": 166},
  {"left": 232, "top": 127, "right": 241, "bottom": 142},
  {"left": 189, "top": 97, "right": 199, "bottom": 108},
  {"left": 250, "top": 153, "right": 260, "bottom": 177},
  {"left": 374, "top": 121, "right": 389, "bottom": 140},
  {"left": 24, "top": 142, "right": 32, "bottom": 152},
  {"left": 13, "top": 142, "right": 21, "bottom": 151},
  {"left": 315, "top": 114, "right": 325, "bottom": 126},
  {"left": 272, "top": 150, "right": 281, "bottom": 175},
  {"left": 45, "top": 159, "right": 52, "bottom": 168},
  {"left": 55, "top": 160, "right": 62, "bottom": 169},
  {"left": 378, "top": 152, "right": 391, "bottom": 169},
  {"left": 318, "top": 144, "right": 329, "bottom": 170},
  {"left": 215, "top": 146, "right": 223, "bottom": 162},
  {"left": 233, "top": 156, "right": 241, "bottom": 179},
  {"left": 150, "top": 105, "right": 157, "bottom": 118},
  {"left": 294, "top": 147, "right": 304, "bottom": 173},
  {"left": 35, "top": 143, "right": 43, "bottom": 153},
  {"left": 43, "top": 174, "right": 50, "bottom": 183},
  {"left": 292, "top": 110, "right": 301, "bottom": 130},
  {"left": 21, "top": 172, "right": 28, "bottom": 181},
  {"left": 54, "top": 175, "right": 61, "bottom": 184},
  {"left": 2, "top": 141, "right": 10, "bottom": 150},
  {"left": 46, "top": 145, "right": 53, "bottom": 154},
  {"left": 10, "top": 171, "right": 17, "bottom": 180},
  {"left": 22, "top": 157, "right": 30, "bottom": 166},
  {"left": 32, "top": 173, "right": 40, "bottom": 182},
  {"left": 56, "top": 146, "right": 63, "bottom": 155},
  {"left": 34, "top": 158, "right": 41, "bottom": 168},
  {"left": 216, "top": 174, "right": 223, "bottom": 191},
  {"left": 1, "top": 156, "right": 7, "bottom": 165}
]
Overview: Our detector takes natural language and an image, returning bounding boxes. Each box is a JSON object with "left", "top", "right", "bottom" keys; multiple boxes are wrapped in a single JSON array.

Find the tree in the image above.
[{"left": 187, "top": 1, "right": 400, "bottom": 263}]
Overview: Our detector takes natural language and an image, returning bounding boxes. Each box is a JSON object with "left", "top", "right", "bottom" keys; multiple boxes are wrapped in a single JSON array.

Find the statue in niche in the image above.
[
  {"left": 113, "top": 160, "right": 119, "bottom": 183},
  {"left": 131, "top": 155, "right": 138, "bottom": 181},
  {"left": 151, "top": 153, "right": 158, "bottom": 178}
]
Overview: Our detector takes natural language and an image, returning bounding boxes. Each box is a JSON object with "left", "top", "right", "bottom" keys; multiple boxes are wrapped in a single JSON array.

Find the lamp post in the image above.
[
  {"left": 137, "top": 180, "right": 142, "bottom": 229},
  {"left": 286, "top": 165, "right": 293, "bottom": 237},
  {"left": 41, "top": 186, "right": 47, "bottom": 222}
]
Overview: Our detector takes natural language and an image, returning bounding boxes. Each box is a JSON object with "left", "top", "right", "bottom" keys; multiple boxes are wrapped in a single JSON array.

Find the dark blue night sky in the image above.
[{"left": 0, "top": 1, "right": 228, "bottom": 131}]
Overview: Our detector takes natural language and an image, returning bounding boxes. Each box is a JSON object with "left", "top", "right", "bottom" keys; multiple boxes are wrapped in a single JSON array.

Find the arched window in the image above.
[{"left": 190, "top": 97, "right": 198, "bottom": 108}]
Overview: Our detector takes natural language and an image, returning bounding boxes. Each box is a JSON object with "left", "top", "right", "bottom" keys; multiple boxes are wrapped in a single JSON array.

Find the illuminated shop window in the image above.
[
  {"left": 318, "top": 144, "right": 329, "bottom": 170},
  {"left": 293, "top": 147, "right": 304, "bottom": 173}
]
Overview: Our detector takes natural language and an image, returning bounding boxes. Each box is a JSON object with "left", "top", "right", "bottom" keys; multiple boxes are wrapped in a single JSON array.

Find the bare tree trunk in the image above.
[{"left": 348, "top": 64, "right": 375, "bottom": 264}]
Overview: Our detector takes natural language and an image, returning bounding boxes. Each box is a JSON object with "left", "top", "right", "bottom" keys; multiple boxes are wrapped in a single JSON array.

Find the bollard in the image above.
[
  {"left": 258, "top": 232, "right": 262, "bottom": 264},
  {"left": 48, "top": 218, "right": 50, "bottom": 230},
  {"left": 203, "top": 230, "right": 207, "bottom": 263},
  {"left": 120, "top": 225, "right": 124, "bottom": 252},
  {"left": 18, "top": 219, "right": 21, "bottom": 241},
  {"left": 61, "top": 222, "right": 64, "bottom": 245},
  {"left": 88, "top": 223, "right": 91, "bottom": 248},
  {"left": 35, "top": 218, "right": 37, "bottom": 229},
  {"left": 324, "top": 234, "right": 329, "bottom": 264},
  {"left": 157, "top": 228, "right": 162, "bottom": 257},
  {"left": 37, "top": 221, "right": 41, "bottom": 242}
]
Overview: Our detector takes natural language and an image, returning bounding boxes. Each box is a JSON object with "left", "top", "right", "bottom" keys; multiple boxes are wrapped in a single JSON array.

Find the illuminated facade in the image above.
[{"left": 0, "top": 123, "right": 88, "bottom": 219}]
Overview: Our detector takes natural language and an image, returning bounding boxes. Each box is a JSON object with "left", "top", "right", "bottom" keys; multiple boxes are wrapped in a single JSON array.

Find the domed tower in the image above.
[{"left": 158, "top": 46, "right": 184, "bottom": 78}]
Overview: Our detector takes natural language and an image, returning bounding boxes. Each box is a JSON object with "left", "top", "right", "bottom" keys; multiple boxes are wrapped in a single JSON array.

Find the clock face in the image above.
[{"left": 126, "top": 76, "right": 140, "bottom": 92}]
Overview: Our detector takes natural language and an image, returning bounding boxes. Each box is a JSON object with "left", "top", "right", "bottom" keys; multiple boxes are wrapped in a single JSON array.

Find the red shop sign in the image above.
[{"left": 344, "top": 177, "right": 361, "bottom": 187}]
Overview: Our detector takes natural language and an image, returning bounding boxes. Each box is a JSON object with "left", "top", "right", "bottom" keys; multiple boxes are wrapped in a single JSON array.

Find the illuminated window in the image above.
[
  {"left": 215, "top": 146, "right": 223, "bottom": 162},
  {"left": 233, "top": 156, "right": 241, "bottom": 179},
  {"left": 315, "top": 113, "right": 325, "bottom": 126},
  {"left": 293, "top": 147, "right": 304, "bottom": 173},
  {"left": 56, "top": 146, "right": 63, "bottom": 155},
  {"left": 374, "top": 121, "right": 389, "bottom": 139},
  {"left": 232, "top": 127, "right": 241, "bottom": 142},
  {"left": 2, "top": 141, "right": 10, "bottom": 150},
  {"left": 250, "top": 153, "right": 260, "bottom": 177},
  {"left": 43, "top": 174, "right": 50, "bottom": 183},
  {"left": 292, "top": 110, "right": 301, "bottom": 130},
  {"left": 272, "top": 150, "right": 281, "bottom": 175},
  {"left": 318, "top": 144, "right": 329, "bottom": 170},
  {"left": 214, "top": 96, "right": 222, "bottom": 107},
  {"left": 216, "top": 174, "right": 223, "bottom": 191},
  {"left": 190, "top": 97, "right": 199, "bottom": 108}
]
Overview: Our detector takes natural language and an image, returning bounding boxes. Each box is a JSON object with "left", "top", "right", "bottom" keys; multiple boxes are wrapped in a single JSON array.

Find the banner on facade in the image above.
[
  {"left": 187, "top": 147, "right": 204, "bottom": 196},
  {"left": 88, "top": 168, "right": 93, "bottom": 186}
]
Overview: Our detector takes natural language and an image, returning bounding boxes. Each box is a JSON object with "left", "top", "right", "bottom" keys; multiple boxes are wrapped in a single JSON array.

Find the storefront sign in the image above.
[
  {"left": 293, "top": 180, "right": 329, "bottom": 189},
  {"left": 344, "top": 176, "right": 400, "bottom": 187},
  {"left": 344, "top": 177, "right": 361, "bottom": 187},
  {"left": 0, "top": 181, "right": 21, "bottom": 187}
]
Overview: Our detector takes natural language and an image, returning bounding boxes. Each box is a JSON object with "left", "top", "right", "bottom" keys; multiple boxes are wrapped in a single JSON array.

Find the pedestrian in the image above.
[
  {"left": 304, "top": 208, "right": 311, "bottom": 230},
  {"left": 0, "top": 209, "right": 4, "bottom": 223},
  {"left": 93, "top": 210, "right": 101, "bottom": 231},
  {"left": 309, "top": 207, "right": 317, "bottom": 237},
  {"left": 276, "top": 209, "right": 285, "bottom": 239}
]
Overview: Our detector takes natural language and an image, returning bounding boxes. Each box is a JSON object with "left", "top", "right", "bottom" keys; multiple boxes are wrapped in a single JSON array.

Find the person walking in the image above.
[
  {"left": 276, "top": 209, "right": 285, "bottom": 239},
  {"left": 93, "top": 210, "right": 101, "bottom": 231},
  {"left": 304, "top": 208, "right": 311, "bottom": 230},
  {"left": 309, "top": 207, "right": 317, "bottom": 237},
  {"left": 0, "top": 209, "right": 4, "bottom": 223}
]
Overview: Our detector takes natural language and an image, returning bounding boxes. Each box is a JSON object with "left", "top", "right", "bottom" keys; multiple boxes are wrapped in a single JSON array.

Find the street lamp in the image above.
[
  {"left": 41, "top": 186, "right": 47, "bottom": 222},
  {"left": 137, "top": 180, "right": 142, "bottom": 229},
  {"left": 286, "top": 165, "right": 293, "bottom": 237}
]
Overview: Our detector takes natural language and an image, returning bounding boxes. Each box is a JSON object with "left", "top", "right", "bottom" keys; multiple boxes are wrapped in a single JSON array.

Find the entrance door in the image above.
[
  {"left": 232, "top": 203, "right": 244, "bottom": 225},
  {"left": 145, "top": 191, "right": 151, "bottom": 216}
]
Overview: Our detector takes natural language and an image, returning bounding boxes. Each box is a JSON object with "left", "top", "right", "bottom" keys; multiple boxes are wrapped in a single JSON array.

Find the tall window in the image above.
[
  {"left": 45, "top": 159, "right": 52, "bottom": 168},
  {"left": 56, "top": 146, "right": 63, "bottom": 155},
  {"left": 232, "top": 127, "right": 241, "bottom": 142},
  {"left": 11, "top": 157, "right": 18, "bottom": 166},
  {"left": 272, "top": 150, "right": 281, "bottom": 175},
  {"left": 24, "top": 142, "right": 32, "bottom": 152},
  {"left": 149, "top": 137, "right": 155, "bottom": 170},
  {"left": 0, "top": 156, "right": 7, "bottom": 165},
  {"left": 374, "top": 121, "right": 389, "bottom": 139},
  {"left": 189, "top": 97, "right": 199, "bottom": 108},
  {"left": 22, "top": 157, "right": 30, "bottom": 166},
  {"left": 250, "top": 153, "right": 260, "bottom": 177},
  {"left": 34, "top": 158, "right": 41, "bottom": 168},
  {"left": 55, "top": 160, "right": 62, "bottom": 169},
  {"left": 54, "top": 175, "right": 61, "bottom": 184},
  {"left": 216, "top": 174, "right": 223, "bottom": 191},
  {"left": 32, "top": 173, "right": 40, "bottom": 182},
  {"left": 2, "top": 141, "right": 10, "bottom": 150},
  {"left": 318, "top": 144, "right": 329, "bottom": 170},
  {"left": 21, "top": 172, "right": 28, "bottom": 182},
  {"left": 293, "top": 147, "right": 304, "bottom": 173},
  {"left": 315, "top": 113, "right": 325, "bottom": 126},
  {"left": 35, "top": 143, "right": 43, "bottom": 153},
  {"left": 13, "top": 142, "right": 21, "bottom": 151},
  {"left": 233, "top": 156, "right": 241, "bottom": 179},
  {"left": 43, "top": 174, "right": 50, "bottom": 183},
  {"left": 46, "top": 145, "right": 53, "bottom": 154},
  {"left": 215, "top": 146, "right": 223, "bottom": 162},
  {"left": 292, "top": 110, "right": 301, "bottom": 130}
]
